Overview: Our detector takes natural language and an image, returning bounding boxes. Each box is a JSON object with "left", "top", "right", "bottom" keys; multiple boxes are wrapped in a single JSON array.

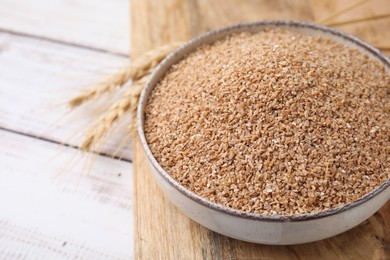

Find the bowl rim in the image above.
[{"left": 137, "top": 20, "right": 390, "bottom": 222}]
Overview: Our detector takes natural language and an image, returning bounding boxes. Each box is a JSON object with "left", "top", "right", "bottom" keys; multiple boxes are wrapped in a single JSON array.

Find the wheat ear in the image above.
[
  {"left": 69, "top": 41, "right": 183, "bottom": 108},
  {"left": 68, "top": 70, "right": 131, "bottom": 108},
  {"left": 80, "top": 76, "right": 148, "bottom": 151}
]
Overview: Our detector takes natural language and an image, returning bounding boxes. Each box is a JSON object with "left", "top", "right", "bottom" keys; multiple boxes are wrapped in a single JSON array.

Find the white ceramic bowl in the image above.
[{"left": 138, "top": 20, "right": 390, "bottom": 245}]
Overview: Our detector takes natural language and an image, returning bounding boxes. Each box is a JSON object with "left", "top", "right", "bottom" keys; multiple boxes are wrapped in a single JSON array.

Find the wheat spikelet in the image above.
[
  {"left": 80, "top": 75, "right": 148, "bottom": 151},
  {"left": 69, "top": 42, "right": 183, "bottom": 108},
  {"left": 128, "top": 41, "right": 183, "bottom": 79},
  {"left": 68, "top": 69, "right": 132, "bottom": 108},
  {"left": 70, "top": 10, "right": 390, "bottom": 155}
]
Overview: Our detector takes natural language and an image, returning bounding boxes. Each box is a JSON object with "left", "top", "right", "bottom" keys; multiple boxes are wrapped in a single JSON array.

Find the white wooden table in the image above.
[{"left": 0, "top": 0, "right": 134, "bottom": 259}]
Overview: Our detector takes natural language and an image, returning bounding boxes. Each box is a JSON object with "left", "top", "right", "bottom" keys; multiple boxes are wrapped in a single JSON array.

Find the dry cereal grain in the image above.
[{"left": 144, "top": 28, "right": 390, "bottom": 215}]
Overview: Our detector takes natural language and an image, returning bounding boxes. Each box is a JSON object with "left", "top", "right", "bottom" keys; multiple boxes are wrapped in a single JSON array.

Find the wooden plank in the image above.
[
  {"left": 0, "top": 130, "right": 133, "bottom": 259},
  {"left": 130, "top": 1, "right": 194, "bottom": 258},
  {"left": 0, "top": 0, "right": 129, "bottom": 55},
  {"left": 132, "top": 0, "right": 390, "bottom": 259},
  {"left": 130, "top": 0, "right": 314, "bottom": 55},
  {"left": 0, "top": 32, "right": 133, "bottom": 160}
]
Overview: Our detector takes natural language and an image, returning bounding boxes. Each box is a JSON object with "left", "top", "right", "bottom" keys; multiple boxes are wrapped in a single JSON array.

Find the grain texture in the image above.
[
  {"left": 144, "top": 29, "right": 390, "bottom": 215},
  {"left": 132, "top": 0, "right": 390, "bottom": 259}
]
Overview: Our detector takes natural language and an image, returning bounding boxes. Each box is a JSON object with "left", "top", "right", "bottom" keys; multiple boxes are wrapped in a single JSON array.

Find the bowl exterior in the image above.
[
  {"left": 138, "top": 20, "right": 390, "bottom": 244},
  {"left": 148, "top": 161, "right": 389, "bottom": 244}
]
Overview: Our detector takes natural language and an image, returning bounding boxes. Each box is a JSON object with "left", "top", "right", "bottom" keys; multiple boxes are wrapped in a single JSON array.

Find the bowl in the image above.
[{"left": 137, "top": 20, "right": 390, "bottom": 245}]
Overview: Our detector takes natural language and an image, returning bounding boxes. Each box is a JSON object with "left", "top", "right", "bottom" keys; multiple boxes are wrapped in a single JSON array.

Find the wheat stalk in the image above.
[
  {"left": 80, "top": 75, "right": 147, "bottom": 151},
  {"left": 316, "top": 0, "right": 372, "bottom": 24},
  {"left": 68, "top": 70, "right": 130, "bottom": 108},
  {"left": 69, "top": 42, "right": 183, "bottom": 108},
  {"left": 70, "top": 3, "right": 390, "bottom": 154},
  {"left": 323, "top": 13, "right": 390, "bottom": 27},
  {"left": 376, "top": 45, "right": 390, "bottom": 51}
]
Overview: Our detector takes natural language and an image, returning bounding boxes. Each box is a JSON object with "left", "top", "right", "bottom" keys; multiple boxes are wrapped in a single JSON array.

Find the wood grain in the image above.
[
  {"left": 0, "top": 0, "right": 130, "bottom": 55},
  {"left": 0, "top": 32, "right": 133, "bottom": 160},
  {"left": 132, "top": 0, "right": 390, "bottom": 259},
  {"left": 0, "top": 0, "right": 136, "bottom": 258},
  {"left": 0, "top": 130, "right": 133, "bottom": 259}
]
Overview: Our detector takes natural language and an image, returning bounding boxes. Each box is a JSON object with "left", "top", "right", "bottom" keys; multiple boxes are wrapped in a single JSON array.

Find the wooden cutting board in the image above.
[{"left": 131, "top": 1, "right": 390, "bottom": 259}]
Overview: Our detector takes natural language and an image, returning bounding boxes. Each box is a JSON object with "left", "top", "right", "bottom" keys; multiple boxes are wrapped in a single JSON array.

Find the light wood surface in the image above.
[
  {"left": 0, "top": 0, "right": 133, "bottom": 258},
  {"left": 0, "top": 0, "right": 130, "bottom": 55},
  {"left": 0, "top": 32, "right": 132, "bottom": 161},
  {"left": 132, "top": 0, "right": 390, "bottom": 259},
  {"left": 0, "top": 131, "right": 133, "bottom": 259}
]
